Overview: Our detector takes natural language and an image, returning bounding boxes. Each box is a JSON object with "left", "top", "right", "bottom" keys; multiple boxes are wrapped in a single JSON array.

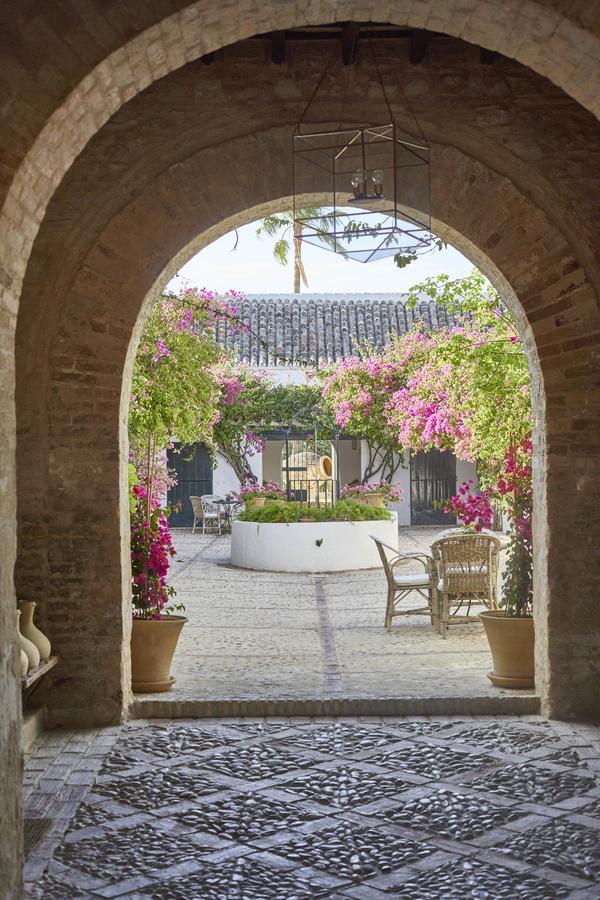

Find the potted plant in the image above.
[
  {"left": 130, "top": 482, "right": 186, "bottom": 692},
  {"left": 340, "top": 481, "right": 402, "bottom": 508},
  {"left": 237, "top": 480, "right": 285, "bottom": 509},
  {"left": 448, "top": 439, "right": 534, "bottom": 688}
]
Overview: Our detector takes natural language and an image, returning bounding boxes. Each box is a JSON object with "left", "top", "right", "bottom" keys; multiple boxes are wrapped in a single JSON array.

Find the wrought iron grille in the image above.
[{"left": 282, "top": 435, "right": 340, "bottom": 506}]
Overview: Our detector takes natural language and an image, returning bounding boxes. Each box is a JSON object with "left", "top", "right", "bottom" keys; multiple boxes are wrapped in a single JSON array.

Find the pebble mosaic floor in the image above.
[
  {"left": 24, "top": 716, "right": 600, "bottom": 898},
  {"left": 132, "top": 528, "right": 535, "bottom": 714}
]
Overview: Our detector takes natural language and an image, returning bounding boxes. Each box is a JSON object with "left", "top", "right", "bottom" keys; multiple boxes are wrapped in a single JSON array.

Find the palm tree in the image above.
[{"left": 256, "top": 208, "right": 344, "bottom": 292}]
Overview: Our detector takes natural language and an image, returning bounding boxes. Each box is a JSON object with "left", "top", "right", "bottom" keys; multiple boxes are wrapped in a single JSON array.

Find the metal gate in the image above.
[
  {"left": 410, "top": 450, "right": 456, "bottom": 526},
  {"left": 167, "top": 443, "right": 213, "bottom": 527},
  {"left": 281, "top": 437, "right": 339, "bottom": 506}
]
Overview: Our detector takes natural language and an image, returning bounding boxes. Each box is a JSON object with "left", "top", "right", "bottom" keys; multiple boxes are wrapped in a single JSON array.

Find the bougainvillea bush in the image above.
[
  {"left": 129, "top": 286, "right": 245, "bottom": 614},
  {"left": 212, "top": 372, "right": 336, "bottom": 484},
  {"left": 130, "top": 482, "right": 184, "bottom": 619},
  {"left": 323, "top": 271, "right": 534, "bottom": 614},
  {"left": 447, "top": 438, "right": 533, "bottom": 616},
  {"left": 129, "top": 287, "right": 247, "bottom": 498},
  {"left": 322, "top": 272, "right": 531, "bottom": 479}
]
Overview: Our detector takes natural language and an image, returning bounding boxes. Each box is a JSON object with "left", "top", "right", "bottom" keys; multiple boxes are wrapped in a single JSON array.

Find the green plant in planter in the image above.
[{"left": 237, "top": 499, "right": 391, "bottom": 523}]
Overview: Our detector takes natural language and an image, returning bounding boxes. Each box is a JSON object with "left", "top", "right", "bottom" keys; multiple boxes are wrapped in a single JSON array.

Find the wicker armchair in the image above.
[
  {"left": 190, "top": 495, "right": 225, "bottom": 534},
  {"left": 189, "top": 496, "right": 203, "bottom": 534},
  {"left": 371, "top": 537, "right": 438, "bottom": 632},
  {"left": 431, "top": 532, "right": 501, "bottom": 637}
]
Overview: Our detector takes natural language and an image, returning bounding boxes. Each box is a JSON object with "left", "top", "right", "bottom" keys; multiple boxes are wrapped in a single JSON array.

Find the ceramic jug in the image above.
[
  {"left": 19, "top": 600, "right": 51, "bottom": 660},
  {"left": 18, "top": 608, "right": 40, "bottom": 671},
  {"left": 17, "top": 611, "right": 29, "bottom": 676}
]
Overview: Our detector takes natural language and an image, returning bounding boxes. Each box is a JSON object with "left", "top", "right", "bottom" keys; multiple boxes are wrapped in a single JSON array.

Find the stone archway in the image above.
[
  {"left": 14, "top": 35, "right": 600, "bottom": 726},
  {"left": 3, "top": 13, "right": 600, "bottom": 894}
]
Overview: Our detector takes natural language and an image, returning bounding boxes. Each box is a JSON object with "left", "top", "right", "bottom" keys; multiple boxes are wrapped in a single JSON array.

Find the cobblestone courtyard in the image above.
[
  {"left": 24, "top": 717, "right": 600, "bottom": 897},
  {"left": 133, "top": 528, "right": 536, "bottom": 716}
]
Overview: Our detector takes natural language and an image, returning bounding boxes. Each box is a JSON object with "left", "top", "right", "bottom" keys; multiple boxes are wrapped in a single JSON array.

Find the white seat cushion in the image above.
[{"left": 394, "top": 573, "right": 431, "bottom": 588}]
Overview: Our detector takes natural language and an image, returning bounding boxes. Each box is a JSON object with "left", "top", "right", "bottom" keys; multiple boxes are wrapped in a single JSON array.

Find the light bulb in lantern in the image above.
[
  {"left": 351, "top": 169, "right": 367, "bottom": 198},
  {"left": 371, "top": 169, "right": 384, "bottom": 196}
]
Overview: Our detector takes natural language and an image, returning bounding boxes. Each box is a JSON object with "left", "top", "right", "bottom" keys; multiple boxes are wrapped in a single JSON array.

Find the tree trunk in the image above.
[
  {"left": 293, "top": 221, "right": 303, "bottom": 293},
  {"left": 217, "top": 443, "right": 257, "bottom": 486}
]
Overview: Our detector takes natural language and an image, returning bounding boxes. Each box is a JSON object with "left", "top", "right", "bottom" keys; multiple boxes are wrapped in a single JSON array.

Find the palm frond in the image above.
[{"left": 273, "top": 238, "right": 289, "bottom": 267}]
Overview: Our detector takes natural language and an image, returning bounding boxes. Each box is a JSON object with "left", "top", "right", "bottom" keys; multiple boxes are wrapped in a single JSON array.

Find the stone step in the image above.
[{"left": 130, "top": 693, "right": 540, "bottom": 719}]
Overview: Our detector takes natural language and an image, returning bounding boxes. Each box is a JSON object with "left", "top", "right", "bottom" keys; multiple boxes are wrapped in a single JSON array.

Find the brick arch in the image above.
[
  {"left": 1, "top": 12, "right": 599, "bottom": 891},
  {"left": 2, "top": 5, "right": 599, "bottom": 722},
  {"left": 13, "top": 102, "right": 599, "bottom": 728}
]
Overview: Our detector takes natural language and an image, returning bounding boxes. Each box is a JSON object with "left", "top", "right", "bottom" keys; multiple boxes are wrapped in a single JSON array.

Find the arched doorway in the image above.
[
  {"left": 2, "top": 13, "right": 599, "bottom": 893},
  {"left": 14, "top": 35, "right": 599, "bottom": 726}
]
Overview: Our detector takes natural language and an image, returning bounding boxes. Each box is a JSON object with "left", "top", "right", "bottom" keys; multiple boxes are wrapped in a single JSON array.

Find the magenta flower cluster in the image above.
[
  {"left": 130, "top": 482, "right": 177, "bottom": 619},
  {"left": 234, "top": 480, "right": 285, "bottom": 501},
  {"left": 341, "top": 481, "right": 403, "bottom": 502}
]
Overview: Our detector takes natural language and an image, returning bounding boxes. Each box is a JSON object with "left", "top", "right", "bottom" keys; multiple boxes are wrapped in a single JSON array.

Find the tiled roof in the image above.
[{"left": 215, "top": 293, "right": 461, "bottom": 367}]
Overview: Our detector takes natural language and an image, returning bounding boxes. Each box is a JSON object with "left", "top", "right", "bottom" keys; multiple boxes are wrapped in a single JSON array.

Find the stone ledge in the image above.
[{"left": 130, "top": 694, "right": 540, "bottom": 720}]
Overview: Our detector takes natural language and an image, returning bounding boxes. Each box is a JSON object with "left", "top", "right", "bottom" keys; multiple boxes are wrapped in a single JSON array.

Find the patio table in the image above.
[{"left": 215, "top": 498, "right": 242, "bottom": 531}]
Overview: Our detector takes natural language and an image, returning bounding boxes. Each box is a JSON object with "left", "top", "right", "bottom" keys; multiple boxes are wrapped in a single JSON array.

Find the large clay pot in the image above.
[
  {"left": 19, "top": 600, "right": 51, "bottom": 660},
  {"left": 479, "top": 610, "right": 534, "bottom": 689},
  {"left": 18, "top": 609, "right": 40, "bottom": 671},
  {"left": 131, "top": 616, "right": 187, "bottom": 692},
  {"left": 365, "top": 493, "right": 386, "bottom": 508}
]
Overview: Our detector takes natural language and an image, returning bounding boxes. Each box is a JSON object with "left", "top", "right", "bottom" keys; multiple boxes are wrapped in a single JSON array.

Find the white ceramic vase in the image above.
[
  {"left": 19, "top": 600, "right": 51, "bottom": 660},
  {"left": 17, "top": 611, "right": 29, "bottom": 676},
  {"left": 18, "top": 608, "right": 40, "bottom": 671}
]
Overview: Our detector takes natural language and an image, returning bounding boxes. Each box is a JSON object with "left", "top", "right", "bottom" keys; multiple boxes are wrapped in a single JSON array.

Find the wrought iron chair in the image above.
[
  {"left": 431, "top": 532, "right": 501, "bottom": 638},
  {"left": 371, "top": 536, "right": 438, "bottom": 632}
]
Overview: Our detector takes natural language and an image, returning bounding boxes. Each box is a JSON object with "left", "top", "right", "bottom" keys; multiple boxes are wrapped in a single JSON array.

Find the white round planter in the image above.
[{"left": 231, "top": 513, "right": 398, "bottom": 573}]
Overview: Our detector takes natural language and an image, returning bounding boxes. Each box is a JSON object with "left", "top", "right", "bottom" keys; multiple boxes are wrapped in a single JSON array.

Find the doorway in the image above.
[
  {"left": 410, "top": 450, "right": 457, "bottom": 526},
  {"left": 167, "top": 443, "right": 213, "bottom": 527}
]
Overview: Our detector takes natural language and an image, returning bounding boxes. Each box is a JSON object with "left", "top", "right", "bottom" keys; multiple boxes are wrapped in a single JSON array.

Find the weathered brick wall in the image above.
[{"left": 1, "top": 5, "right": 599, "bottom": 895}]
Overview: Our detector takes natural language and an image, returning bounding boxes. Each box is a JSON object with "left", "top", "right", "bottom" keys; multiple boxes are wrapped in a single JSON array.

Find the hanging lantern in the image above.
[{"left": 292, "top": 43, "right": 434, "bottom": 264}]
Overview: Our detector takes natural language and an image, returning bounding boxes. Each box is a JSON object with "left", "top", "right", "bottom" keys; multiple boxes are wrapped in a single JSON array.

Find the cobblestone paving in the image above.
[
  {"left": 133, "top": 528, "right": 534, "bottom": 711},
  {"left": 24, "top": 717, "right": 600, "bottom": 898}
]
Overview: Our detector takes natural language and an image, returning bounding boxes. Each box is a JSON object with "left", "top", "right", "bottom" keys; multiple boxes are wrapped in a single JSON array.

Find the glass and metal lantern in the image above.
[{"left": 292, "top": 45, "right": 434, "bottom": 264}]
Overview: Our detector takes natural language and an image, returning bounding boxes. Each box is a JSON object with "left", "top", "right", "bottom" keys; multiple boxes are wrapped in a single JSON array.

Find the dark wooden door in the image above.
[
  {"left": 410, "top": 450, "right": 457, "bottom": 525},
  {"left": 167, "top": 443, "right": 213, "bottom": 527}
]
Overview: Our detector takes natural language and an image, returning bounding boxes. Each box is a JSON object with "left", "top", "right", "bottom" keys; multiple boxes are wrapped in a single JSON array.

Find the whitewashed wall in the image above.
[
  {"left": 456, "top": 457, "right": 478, "bottom": 491},
  {"left": 359, "top": 441, "right": 411, "bottom": 526},
  {"left": 212, "top": 452, "right": 263, "bottom": 497}
]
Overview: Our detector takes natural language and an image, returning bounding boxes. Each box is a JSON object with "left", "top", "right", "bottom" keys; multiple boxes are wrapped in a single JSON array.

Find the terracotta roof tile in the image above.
[{"left": 216, "top": 293, "right": 461, "bottom": 367}]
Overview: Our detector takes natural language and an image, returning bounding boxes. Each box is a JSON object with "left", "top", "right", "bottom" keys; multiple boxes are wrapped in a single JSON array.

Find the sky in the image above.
[{"left": 167, "top": 217, "right": 474, "bottom": 296}]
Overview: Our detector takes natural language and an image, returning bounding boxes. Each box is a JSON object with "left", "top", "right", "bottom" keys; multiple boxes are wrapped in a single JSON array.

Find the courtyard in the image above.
[{"left": 131, "top": 528, "right": 537, "bottom": 718}]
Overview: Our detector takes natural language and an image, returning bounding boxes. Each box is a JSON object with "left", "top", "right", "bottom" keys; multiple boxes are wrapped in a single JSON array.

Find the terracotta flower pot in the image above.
[
  {"left": 365, "top": 493, "right": 386, "bottom": 508},
  {"left": 131, "top": 615, "right": 187, "bottom": 693},
  {"left": 247, "top": 497, "right": 266, "bottom": 509},
  {"left": 479, "top": 610, "right": 534, "bottom": 689}
]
